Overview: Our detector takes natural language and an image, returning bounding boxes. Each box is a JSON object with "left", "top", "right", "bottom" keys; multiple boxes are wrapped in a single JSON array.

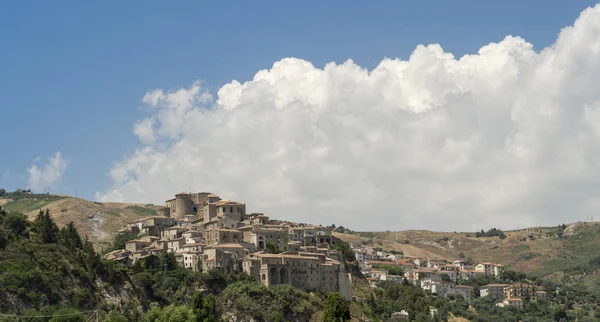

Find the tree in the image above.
[
  {"left": 458, "top": 252, "right": 466, "bottom": 259},
  {"left": 141, "top": 305, "right": 195, "bottom": 322},
  {"left": 192, "top": 292, "right": 220, "bottom": 322},
  {"left": 380, "top": 264, "right": 403, "bottom": 276},
  {"left": 0, "top": 188, "right": 6, "bottom": 196},
  {"left": 60, "top": 221, "right": 83, "bottom": 250},
  {"left": 323, "top": 292, "right": 350, "bottom": 322},
  {"left": 553, "top": 307, "right": 567, "bottom": 321},
  {"left": 4, "top": 211, "right": 28, "bottom": 238},
  {"left": 33, "top": 209, "right": 59, "bottom": 243},
  {"left": 103, "top": 231, "right": 138, "bottom": 254},
  {"left": 160, "top": 251, "right": 178, "bottom": 270},
  {"left": 103, "top": 311, "right": 128, "bottom": 322},
  {"left": 266, "top": 240, "right": 278, "bottom": 254},
  {"left": 440, "top": 274, "right": 452, "bottom": 282},
  {"left": 334, "top": 241, "right": 356, "bottom": 262}
]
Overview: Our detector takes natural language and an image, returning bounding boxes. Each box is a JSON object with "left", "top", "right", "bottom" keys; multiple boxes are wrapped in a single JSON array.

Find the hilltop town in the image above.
[
  {"left": 101, "top": 191, "right": 552, "bottom": 317},
  {"left": 2, "top": 189, "right": 600, "bottom": 320},
  {"left": 103, "top": 192, "right": 354, "bottom": 301}
]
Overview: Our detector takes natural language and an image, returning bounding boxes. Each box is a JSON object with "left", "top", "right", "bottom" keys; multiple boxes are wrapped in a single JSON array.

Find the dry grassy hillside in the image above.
[
  {"left": 0, "top": 196, "right": 164, "bottom": 249},
  {"left": 334, "top": 222, "right": 600, "bottom": 277}
]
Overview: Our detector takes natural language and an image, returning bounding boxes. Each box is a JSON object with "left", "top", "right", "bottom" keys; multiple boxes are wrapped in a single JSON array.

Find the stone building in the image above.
[
  {"left": 242, "top": 251, "right": 352, "bottom": 300},
  {"left": 203, "top": 248, "right": 237, "bottom": 271},
  {"left": 182, "top": 252, "right": 203, "bottom": 272},
  {"left": 206, "top": 228, "right": 243, "bottom": 245},
  {"left": 164, "top": 192, "right": 222, "bottom": 219},
  {"left": 204, "top": 215, "right": 239, "bottom": 230},
  {"left": 286, "top": 226, "right": 333, "bottom": 246},
  {"left": 161, "top": 226, "right": 187, "bottom": 240},
  {"left": 202, "top": 200, "right": 246, "bottom": 223},
  {"left": 129, "top": 216, "right": 176, "bottom": 236},
  {"left": 240, "top": 225, "right": 289, "bottom": 251}
]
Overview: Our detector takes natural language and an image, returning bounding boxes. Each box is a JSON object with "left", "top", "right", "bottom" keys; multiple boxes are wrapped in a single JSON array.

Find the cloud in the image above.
[
  {"left": 98, "top": 4, "right": 600, "bottom": 231},
  {"left": 28, "top": 152, "right": 67, "bottom": 192},
  {"left": 133, "top": 119, "right": 156, "bottom": 145}
]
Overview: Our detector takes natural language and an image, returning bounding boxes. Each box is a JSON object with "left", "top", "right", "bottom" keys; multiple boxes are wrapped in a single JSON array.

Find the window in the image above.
[{"left": 230, "top": 207, "right": 233, "bottom": 212}]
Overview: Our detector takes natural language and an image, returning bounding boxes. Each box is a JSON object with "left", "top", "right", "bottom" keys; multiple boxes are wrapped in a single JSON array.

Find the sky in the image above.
[{"left": 1, "top": 1, "right": 600, "bottom": 231}]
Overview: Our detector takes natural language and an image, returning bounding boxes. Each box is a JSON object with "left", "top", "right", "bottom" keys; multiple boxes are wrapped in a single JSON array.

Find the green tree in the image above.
[
  {"left": 141, "top": 305, "right": 195, "bottom": 322},
  {"left": 103, "top": 311, "right": 128, "bottom": 322},
  {"left": 103, "top": 230, "right": 138, "bottom": 254},
  {"left": 4, "top": 211, "right": 28, "bottom": 238},
  {"left": 379, "top": 264, "right": 403, "bottom": 276},
  {"left": 553, "top": 307, "right": 567, "bottom": 321},
  {"left": 33, "top": 209, "right": 59, "bottom": 243},
  {"left": 323, "top": 292, "right": 350, "bottom": 322},
  {"left": 334, "top": 241, "right": 356, "bottom": 262},
  {"left": 59, "top": 221, "right": 83, "bottom": 250},
  {"left": 439, "top": 273, "right": 452, "bottom": 282},
  {"left": 192, "top": 292, "right": 220, "bottom": 322},
  {"left": 266, "top": 240, "right": 278, "bottom": 254},
  {"left": 160, "top": 251, "right": 178, "bottom": 270},
  {"left": 0, "top": 188, "right": 6, "bottom": 196}
]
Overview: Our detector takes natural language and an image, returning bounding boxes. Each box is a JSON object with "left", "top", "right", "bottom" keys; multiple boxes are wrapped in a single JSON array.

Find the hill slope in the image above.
[
  {"left": 0, "top": 196, "right": 164, "bottom": 249},
  {"left": 334, "top": 222, "right": 600, "bottom": 278}
]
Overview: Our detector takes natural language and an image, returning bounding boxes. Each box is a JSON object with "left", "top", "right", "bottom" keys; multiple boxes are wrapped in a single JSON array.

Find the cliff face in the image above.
[{"left": 0, "top": 235, "right": 145, "bottom": 314}]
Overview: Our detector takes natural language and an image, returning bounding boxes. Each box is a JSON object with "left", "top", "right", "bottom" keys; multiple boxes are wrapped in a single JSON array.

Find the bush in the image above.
[
  {"left": 334, "top": 241, "right": 356, "bottom": 262},
  {"left": 323, "top": 293, "right": 350, "bottom": 322},
  {"left": 103, "top": 311, "right": 128, "bottom": 322}
]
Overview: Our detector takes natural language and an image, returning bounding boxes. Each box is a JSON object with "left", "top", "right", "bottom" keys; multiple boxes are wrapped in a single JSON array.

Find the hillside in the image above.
[
  {"left": 334, "top": 222, "right": 600, "bottom": 279},
  {"left": 0, "top": 195, "right": 164, "bottom": 249},
  {"left": 4, "top": 193, "right": 598, "bottom": 280}
]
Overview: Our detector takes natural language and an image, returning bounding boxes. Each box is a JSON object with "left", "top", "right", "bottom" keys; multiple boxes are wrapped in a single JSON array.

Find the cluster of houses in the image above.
[
  {"left": 354, "top": 246, "right": 547, "bottom": 309},
  {"left": 103, "top": 192, "right": 352, "bottom": 300}
]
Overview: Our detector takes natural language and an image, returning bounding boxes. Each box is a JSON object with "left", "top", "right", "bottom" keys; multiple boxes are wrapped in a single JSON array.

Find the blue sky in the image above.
[{"left": 0, "top": 0, "right": 597, "bottom": 201}]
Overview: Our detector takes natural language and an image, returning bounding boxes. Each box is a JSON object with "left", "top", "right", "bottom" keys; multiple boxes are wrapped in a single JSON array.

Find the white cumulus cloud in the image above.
[
  {"left": 98, "top": 5, "right": 600, "bottom": 231},
  {"left": 28, "top": 152, "right": 67, "bottom": 192}
]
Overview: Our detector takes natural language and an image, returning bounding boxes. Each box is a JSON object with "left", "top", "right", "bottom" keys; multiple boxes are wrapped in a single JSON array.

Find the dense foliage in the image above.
[
  {"left": 102, "top": 230, "right": 139, "bottom": 254},
  {"left": 334, "top": 240, "right": 356, "bottom": 262},
  {"left": 475, "top": 227, "right": 507, "bottom": 239},
  {"left": 0, "top": 207, "right": 127, "bottom": 319}
]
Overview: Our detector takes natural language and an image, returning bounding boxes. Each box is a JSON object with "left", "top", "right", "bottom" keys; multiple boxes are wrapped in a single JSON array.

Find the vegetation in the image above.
[
  {"left": 4, "top": 203, "right": 600, "bottom": 321},
  {"left": 323, "top": 293, "right": 350, "bottom": 322},
  {"left": 126, "top": 206, "right": 158, "bottom": 217},
  {"left": 102, "top": 230, "right": 139, "bottom": 254},
  {"left": 265, "top": 240, "right": 281, "bottom": 254},
  {"left": 3, "top": 199, "right": 56, "bottom": 214},
  {"left": 334, "top": 241, "right": 356, "bottom": 261},
  {"left": 0, "top": 207, "right": 127, "bottom": 316},
  {"left": 534, "top": 225, "right": 600, "bottom": 277},
  {"left": 475, "top": 227, "right": 507, "bottom": 239}
]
